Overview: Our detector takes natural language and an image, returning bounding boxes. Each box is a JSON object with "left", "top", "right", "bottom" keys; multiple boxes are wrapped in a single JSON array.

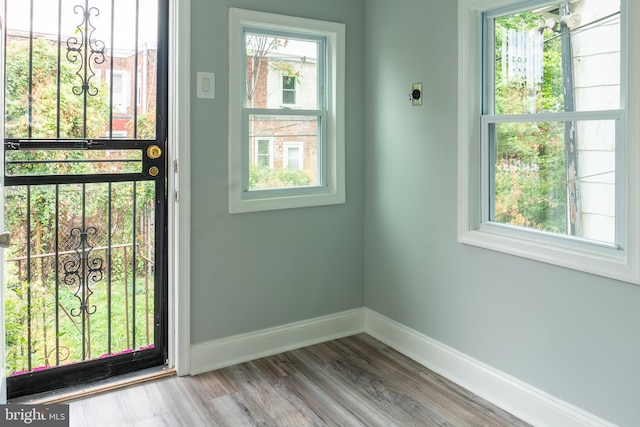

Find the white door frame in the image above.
[{"left": 168, "top": 0, "right": 191, "bottom": 376}]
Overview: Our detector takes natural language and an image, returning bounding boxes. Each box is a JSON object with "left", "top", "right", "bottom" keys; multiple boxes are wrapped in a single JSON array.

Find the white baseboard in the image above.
[
  {"left": 189, "top": 307, "right": 615, "bottom": 426},
  {"left": 364, "top": 308, "right": 616, "bottom": 427},
  {"left": 189, "top": 308, "right": 364, "bottom": 375}
]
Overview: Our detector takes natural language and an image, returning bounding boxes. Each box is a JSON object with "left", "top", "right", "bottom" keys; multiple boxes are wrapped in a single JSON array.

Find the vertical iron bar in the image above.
[
  {"left": 27, "top": 186, "right": 32, "bottom": 372},
  {"left": 107, "top": 182, "right": 112, "bottom": 354},
  {"left": 133, "top": 0, "right": 140, "bottom": 138},
  {"left": 41, "top": 298, "right": 47, "bottom": 367},
  {"left": 56, "top": 0, "right": 62, "bottom": 138},
  {"left": 124, "top": 246, "right": 129, "bottom": 349},
  {"left": 55, "top": 185, "right": 60, "bottom": 366},
  {"left": 82, "top": 0, "right": 89, "bottom": 138},
  {"left": 132, "top": 181, "right": 137, "bottom": 349},
  {"left": 28, "top": 0, "right": 34, "bottom": 138},
  {"left": 81, "top": 183, "right": 87, "bottom": 360},
  {"left": 109, "top": 0, "right": 115, "bottom": 139},
  {"left": 144, "top": 210, "right": 149, "bottom": 344}
]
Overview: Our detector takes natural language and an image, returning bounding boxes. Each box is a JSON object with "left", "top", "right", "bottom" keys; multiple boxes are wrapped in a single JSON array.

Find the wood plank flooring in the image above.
[{"left": 67, "top": 334, "right": 530, "bottom": 426}]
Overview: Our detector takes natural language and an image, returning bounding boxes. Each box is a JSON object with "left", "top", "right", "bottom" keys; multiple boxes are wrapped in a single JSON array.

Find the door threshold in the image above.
[{"left": 8, "top": 366, "right": 176, "bottom": 405}]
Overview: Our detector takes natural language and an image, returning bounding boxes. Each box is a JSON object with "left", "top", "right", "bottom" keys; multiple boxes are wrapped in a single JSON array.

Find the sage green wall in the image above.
[
  {"left": 189, "top": 0, "right": 365, "bottom": 344},
  {"left": 363, "top": 0, "right": 640, "bottom": 425}
]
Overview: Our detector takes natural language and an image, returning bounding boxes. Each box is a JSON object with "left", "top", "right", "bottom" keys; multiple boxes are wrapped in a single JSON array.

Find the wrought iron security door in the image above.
[{"left": 3, "top": 0, "right": 169, "bottom": 398}]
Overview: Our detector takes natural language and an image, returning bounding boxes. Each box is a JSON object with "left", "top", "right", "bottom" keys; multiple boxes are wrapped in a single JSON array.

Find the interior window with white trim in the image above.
[
  {"left": 229, "top": 8, "right": 345, "bottom": 213},
  {"left": 483, "top": 0, "right": 622, "bottom": 244},
  {"left": 458, "top": 0, "right": 640, "bottom": 283}
]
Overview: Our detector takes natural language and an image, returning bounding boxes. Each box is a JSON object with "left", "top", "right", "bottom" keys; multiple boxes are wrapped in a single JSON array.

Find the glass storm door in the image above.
[{"left": 3, "top": 0, "right": 168, "bottom": 398}]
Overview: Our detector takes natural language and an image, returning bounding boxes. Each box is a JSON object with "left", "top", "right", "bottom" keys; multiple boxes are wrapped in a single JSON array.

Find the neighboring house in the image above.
[
  {"left": 94, "top": 44, "right": 158, "bottom": 138},
  {"left": 247, "top": 45, "right": 319, "bottom": 185},
  {"left": 571, "top": 0, "right": 619, "bottom": 242}
]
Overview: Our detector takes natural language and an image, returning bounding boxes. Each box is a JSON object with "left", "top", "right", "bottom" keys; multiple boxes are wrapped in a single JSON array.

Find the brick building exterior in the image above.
[
  {"left": 94, "top": 44, "right": 158, "bottom": 138},
  {"left": 247, "top": 49, "right": 320, "bottom": 188}
]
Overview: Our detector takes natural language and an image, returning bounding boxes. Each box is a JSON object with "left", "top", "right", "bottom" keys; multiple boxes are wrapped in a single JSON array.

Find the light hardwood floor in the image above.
[{"left": 67, "top": 334, "right": 530, "bottom": 426}]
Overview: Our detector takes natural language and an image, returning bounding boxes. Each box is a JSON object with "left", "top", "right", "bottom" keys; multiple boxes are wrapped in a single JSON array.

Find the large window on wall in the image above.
[
  {"left": 229, "top": 8, "right": 345, "bottom": 213},
  {"left": 458, "top": 0, "right": 640, "bottom": 283}
]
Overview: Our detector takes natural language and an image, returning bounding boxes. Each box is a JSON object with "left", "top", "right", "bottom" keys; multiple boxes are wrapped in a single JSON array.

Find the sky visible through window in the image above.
[{"left": 6, "top": 0, "right": 158, "bottom": 49}]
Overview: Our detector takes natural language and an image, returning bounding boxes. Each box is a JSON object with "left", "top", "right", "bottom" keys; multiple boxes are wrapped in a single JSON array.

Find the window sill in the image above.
[
  {"left": 229, "top": 187, "right": 345, "bottom": 213},
  {"left": 458, "top": 225, "right": 638, "bottom": 284}
]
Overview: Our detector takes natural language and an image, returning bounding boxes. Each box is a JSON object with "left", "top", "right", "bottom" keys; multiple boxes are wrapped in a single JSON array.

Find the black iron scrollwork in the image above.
[
  {"left": 63, "top": 226, "right": 104, "bottom": 317},
  {"left": 66, "top": 4, "right": 106, "bottom": 97}
]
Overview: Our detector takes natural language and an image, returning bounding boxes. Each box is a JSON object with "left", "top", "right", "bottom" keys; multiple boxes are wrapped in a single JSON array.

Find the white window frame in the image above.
[
  {"left": 229, "top": 8, "right": 345, "bottom": 213},
  {"left": 254, "top": 137, "right": 274, "bottom": 168},
  {"left": 106, "top": 70, "right": 130, "bottom": 113},
  {"left": 458, "top": 0, "right": 640, "bottom": 284},
  {"left": 282, "top": 74, "right": 297, "bottom": 105},
  {"left": 283, "top": 141, "right": 303, "bottom": 170}
]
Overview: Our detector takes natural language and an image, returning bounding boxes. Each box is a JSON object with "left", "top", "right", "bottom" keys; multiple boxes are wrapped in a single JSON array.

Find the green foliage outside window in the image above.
[
  {"left": 5, "top": 38, "right": 110, "bottom": 139},
  {"left": 249, "top": 164, "right": 311, "bottom": 189}
]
